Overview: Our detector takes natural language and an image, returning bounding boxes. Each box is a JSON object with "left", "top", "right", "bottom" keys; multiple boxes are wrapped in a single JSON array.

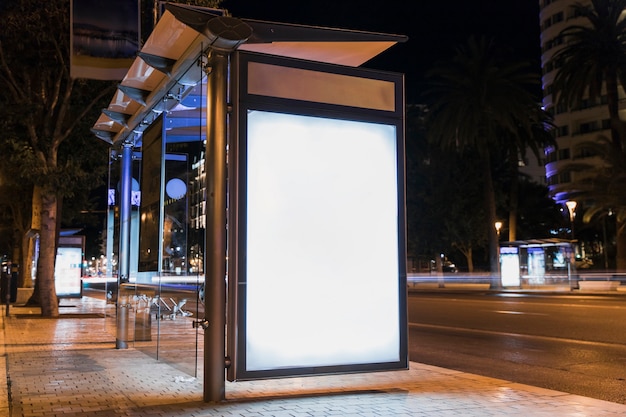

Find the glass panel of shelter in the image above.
[{"left": 135, "top": 84, "right": 206, "bottom": 377}]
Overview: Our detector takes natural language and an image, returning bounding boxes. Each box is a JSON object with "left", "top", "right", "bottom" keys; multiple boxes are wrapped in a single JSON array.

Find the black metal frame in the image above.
[{"left": 228, "top": 51, "right": 408, "bottom": 381}]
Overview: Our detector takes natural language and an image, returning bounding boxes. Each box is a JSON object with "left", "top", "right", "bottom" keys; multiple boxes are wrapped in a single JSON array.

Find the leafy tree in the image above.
[
  {"left": 559, "top": 135, "right": 626, "bottom": 268},
  {"left": 424, "top": 36, "right": 550, "bottom": 287},
  {"left": 438, "top": 151, "right": 488, "bottom": 272},
  {"left": 0, "top": 0, "right": 116, "bottom": 316},
  {"left": 501, "top": 108, "right": 555, "bottom": 242},
  {"left": 551, "top": 0, "right": 626, "bottom": 270},
  {"left": 405, "top": 105, "right": 441, "bottom": 261},
  {"left": 1, "top": 0, "right": 223, "bottom": 316},
  {"left": 406, "top": 106, "right": 488, "bottom": 272},
  {"left": 514, "top": 179, "right": 566, "bottom": 240}
]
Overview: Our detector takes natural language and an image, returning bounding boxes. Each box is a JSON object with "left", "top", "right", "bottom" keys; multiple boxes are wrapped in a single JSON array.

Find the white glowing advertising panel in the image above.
[
  {"left": 231, "top": 52, "right": 407, "bottom": 381},
  {"left": 500, "top": 246, "right": 520, "bottom": 287},
  {"left": 239, "top": 110, "right": 404, "bottom": 377},
  {"left": 55, "top": 246, "right": 83, "bottom": 297}
]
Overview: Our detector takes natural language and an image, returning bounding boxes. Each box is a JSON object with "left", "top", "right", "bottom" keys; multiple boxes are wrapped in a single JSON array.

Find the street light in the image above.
[
  {"left": 495, "top": 221, "right": 503, "bottom": 239},
  {"left": 566, "top": 200, "right": 577, "bottom": 239},
  {"left": 495, "top": 221, "right": 503, "bottom": 281}
]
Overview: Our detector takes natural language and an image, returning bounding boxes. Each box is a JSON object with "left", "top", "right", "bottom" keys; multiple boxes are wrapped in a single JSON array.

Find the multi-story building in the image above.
[{"left": 539, "top": 0, "right": 625, "bottom": 203}]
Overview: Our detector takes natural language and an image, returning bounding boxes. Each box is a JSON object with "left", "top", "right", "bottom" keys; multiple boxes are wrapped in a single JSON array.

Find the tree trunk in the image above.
[
  {"left": 616, "top": 218, "right": 626, "bottom": 272},
  {"left": 453, "top": 243, "right": 474, "bottom": 273},
  {"left": 605, "top": 72, "right": 626, "bottom": 270},
  {"left": 25, "top": 186, "right": 43, "bottom": 305},
  {"left": 482, "top": 157, "right": 500, "bottom": 289},
  {"left": 465, "top": 246, "right": 474, "bottom": 273},
  {"left": 605, "top": 72, "right": 625, "bottom": 153},
  {"left": 36, "top": 190, "right": 59, "bottom": 317},
  {"left": 19, "top": 234, "right": 33, "bottom": 288},
  {"left": 508, "top": 159, "right": 519, "bottom": 242},
  {"left": 22, "top": 185, "right": 42, "bottom": 289}
]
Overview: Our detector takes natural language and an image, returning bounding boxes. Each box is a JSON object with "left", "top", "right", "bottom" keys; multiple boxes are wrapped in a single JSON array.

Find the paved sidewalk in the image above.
[{"left": 2, "top": 297, "right": 626, "bottom": 416}]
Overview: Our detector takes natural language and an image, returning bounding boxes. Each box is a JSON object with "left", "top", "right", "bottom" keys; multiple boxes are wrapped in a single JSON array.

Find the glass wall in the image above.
[{"left": 104, "top": 73, "right": 207, "bottom": 376}]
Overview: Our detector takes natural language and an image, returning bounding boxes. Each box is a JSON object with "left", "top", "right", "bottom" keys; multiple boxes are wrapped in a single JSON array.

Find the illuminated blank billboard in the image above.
[{"left": 230, "top": 52, "right": 407, "bottom": 380}]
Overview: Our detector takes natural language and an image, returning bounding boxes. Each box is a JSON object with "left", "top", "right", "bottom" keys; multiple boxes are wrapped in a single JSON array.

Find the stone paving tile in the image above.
[{"left": 3, "top": 297, "right": 626, "bottom": 416}]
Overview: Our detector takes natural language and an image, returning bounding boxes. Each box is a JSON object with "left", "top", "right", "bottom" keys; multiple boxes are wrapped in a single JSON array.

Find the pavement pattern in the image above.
[{"left": 1, "top": 296, "right": 626, "bottom": 416}]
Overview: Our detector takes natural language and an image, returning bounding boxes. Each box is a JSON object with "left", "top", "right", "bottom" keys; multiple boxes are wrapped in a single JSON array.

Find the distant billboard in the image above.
[
  {"left": 55, "top": 235, "right": 85, "bottom": 297},
  {"left": 70, "top": 0, "right": 140, "bottom": 80},
  {"left": 500, "top": 246, "right": 520, "bottom": 287}
]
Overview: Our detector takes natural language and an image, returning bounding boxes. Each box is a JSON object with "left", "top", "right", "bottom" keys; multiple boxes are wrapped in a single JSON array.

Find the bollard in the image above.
[{"left": 116, "top": 295, "right": 130, "bottom": 349}]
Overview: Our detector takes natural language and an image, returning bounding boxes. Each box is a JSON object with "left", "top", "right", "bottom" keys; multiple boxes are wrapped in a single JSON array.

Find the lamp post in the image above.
[
  {"left": 566, "top": 200, "right": 577, "bottom": 239},
  {"left": 495, "top": 221, "right": 502, "bottom": 282},
  {"left": 565, "top": 201, "right": 578, "bottom": 290}
]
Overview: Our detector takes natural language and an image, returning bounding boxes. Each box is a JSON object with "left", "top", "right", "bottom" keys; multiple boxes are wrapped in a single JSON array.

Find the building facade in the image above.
[{"left": 539, "top": 0, "right": 626, "bottom": 203}]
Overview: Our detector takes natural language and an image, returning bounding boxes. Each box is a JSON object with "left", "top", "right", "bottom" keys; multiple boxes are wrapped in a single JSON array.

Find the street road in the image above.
[{"left": 408, "top": 291, "right": 626, "bottom": 404}]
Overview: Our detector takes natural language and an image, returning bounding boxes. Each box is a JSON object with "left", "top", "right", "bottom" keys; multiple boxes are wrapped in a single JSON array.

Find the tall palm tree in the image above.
[
  {"left": 502, "top": 106, "right": 556, "bottom": 242},
  {"left": 562, "top": 135, "right": 626, "bottom": 267},
  {"left": 552, "top": 0, "right": 626, "bottom": 155},
  {"left": 551, "top": 0, "right": 626, "bottom": 269},
  {"left": 425, "top": 36, "right": 551, "bottom": 288}
]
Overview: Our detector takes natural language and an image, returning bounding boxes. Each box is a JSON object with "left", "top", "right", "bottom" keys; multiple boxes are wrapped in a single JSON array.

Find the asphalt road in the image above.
[{"left": 408, "top": 291, "right": 626, "bottom": 404}]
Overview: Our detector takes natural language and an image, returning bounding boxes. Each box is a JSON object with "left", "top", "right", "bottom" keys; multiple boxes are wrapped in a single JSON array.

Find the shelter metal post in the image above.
[
  {"left": 116, "top": 142, "right": 133, "bottom": 349},
  {"left": 204, "top": 49, "right": 229, "bottom": 402}
]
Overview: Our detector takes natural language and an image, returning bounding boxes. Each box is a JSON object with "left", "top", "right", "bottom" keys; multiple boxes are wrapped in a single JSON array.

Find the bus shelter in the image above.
[
  {"left": 91, "top": 3, "right": 408, "bottom": 402},
  {"left": 500, "top": 239, "right": 577, "bottom": 288}
]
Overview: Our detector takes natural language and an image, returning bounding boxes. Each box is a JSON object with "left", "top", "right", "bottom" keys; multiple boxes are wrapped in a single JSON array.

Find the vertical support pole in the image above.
[
  {"left": 117, "top": 142, "right": 133, "bottom": 349},
  {"left": 204, "top": 50, "right": 228, "bottom": 402},
  {"left": 5, "top": 261, "right": 11, "bottom": 317},
  {"left": 106, "top": 149, "right": 115, "bottom": 278}
]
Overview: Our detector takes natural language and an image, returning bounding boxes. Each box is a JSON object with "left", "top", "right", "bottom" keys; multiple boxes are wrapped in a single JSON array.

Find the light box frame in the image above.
[{"left": 228, "top": 51, "right": 407, "bottom": 381}]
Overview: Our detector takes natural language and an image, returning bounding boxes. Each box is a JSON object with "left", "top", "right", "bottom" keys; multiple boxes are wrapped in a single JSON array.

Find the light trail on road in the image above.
[{"left": 409, "top": 322, "right": 626, "bottom": 349}]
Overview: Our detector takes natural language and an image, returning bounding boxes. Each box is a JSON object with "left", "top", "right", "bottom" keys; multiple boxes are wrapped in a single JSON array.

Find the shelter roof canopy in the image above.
[{"left": 92, "top": 2, "right": 407, "bottom": 145}]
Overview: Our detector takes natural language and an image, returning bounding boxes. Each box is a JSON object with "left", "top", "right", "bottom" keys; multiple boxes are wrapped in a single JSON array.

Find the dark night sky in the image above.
[{"left": 221, "top": 0, "right": 542, "bottom": 101}]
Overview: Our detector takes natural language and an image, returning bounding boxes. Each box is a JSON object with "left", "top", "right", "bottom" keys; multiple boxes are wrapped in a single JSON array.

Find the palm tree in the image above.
[
  {"left": 502, "top": 106, "right": 556, "bottom": 242},
  {"left": 425, "top": 36, "right": 551, "bottom": 288},
  {"left": 552, "top": 0, "right": 626, "bottom": 155},
  {"left": 560, "top": 135, "right": 626, "bottom": 267},
  {"left": 551, "top": 0, "right": 626, "bottom": 269}
]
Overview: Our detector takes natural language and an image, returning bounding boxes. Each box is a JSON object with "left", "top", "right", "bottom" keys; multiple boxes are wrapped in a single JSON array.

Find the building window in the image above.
[
  {"left": 557, "top": 125, "right": 569, "bottom": 137},
  {"left": 558, "top": 148, "right": 570, "bottom": 160},
  {"left": 574, "top": 146, "right": 596, "bottom": 159},
  {"left": 555, "top": 103, "right": 568, "bottom": 114},
  {"left": 543, "top": 61, "right": 554, "bottom": 74},
  {"left": 579, "top": 121, "right": 598, "bottom": 134},
  {"left": 553, "top": 35, "right": 564, "bottom": 47},
  {"left": 545, "top": 84, "right": 553, "bottom": 96}
]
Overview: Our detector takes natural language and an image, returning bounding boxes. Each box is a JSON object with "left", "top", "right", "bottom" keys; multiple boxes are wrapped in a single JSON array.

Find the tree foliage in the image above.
[
  {"left": 552, "top": 0, "right": 626, "bottom": 154},
  {"left": 0, "top": 0, "right": 116, "bottom": 315},
  {"left": 551, "top": 0, "right": 626, "bottom": 270},
  {"left": 0, "top": 0, "right": 225, "bottom": 316},
  {"left": 405, "top": 105, "right": 560, "bottom": 273},
  {"left": 423, "top": 36, "right": 551, "bottom": 285}
]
